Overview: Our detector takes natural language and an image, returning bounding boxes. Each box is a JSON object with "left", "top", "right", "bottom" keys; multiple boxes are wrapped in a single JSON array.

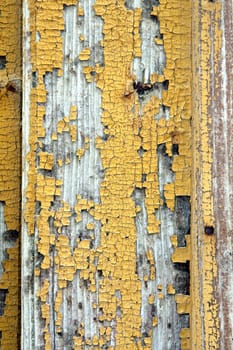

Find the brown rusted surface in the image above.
[{"left": 213, "top": 1, "right": 233, "bottom": 348}]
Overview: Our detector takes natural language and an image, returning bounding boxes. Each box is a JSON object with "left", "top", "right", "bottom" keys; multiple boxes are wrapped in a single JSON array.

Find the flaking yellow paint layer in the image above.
[
  {"left": 191, "top": 1, "right": 221, "bottom": 348},
  {"left": 25, "top": 0, "right": 192, "bottom": 348},
  {"left": 0, "top": 1, "right": 21, "bottom": 348},
  {"left": 152, "top": 1, "right": 192, "bottom": 348}
]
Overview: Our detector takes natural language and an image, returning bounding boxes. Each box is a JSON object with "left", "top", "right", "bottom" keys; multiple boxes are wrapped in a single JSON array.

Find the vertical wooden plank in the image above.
[
  {"left": 213, "top": 0, "right": 233, "bottom": 348},
  {"left": 0, "top": 1, "right": 21, "bottom": 349},
  {"left": 22, "top": 0, "right": 192, "bottom": 348},
  {"left": 191, "top": 0, "right": 222, "bottom": 348}
]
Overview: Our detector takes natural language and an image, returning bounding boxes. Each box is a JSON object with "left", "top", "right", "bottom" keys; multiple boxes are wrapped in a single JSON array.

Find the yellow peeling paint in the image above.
[
  {"left": 175, "top": 294, "right": 191, "bottom": 315},
  {"left": 180, "top": 328, "right": 190, "bottom": 350},
  {"left": 79, "top": 48, "right": 91, "bottom": 61},
  {"left": 164, "top": 183, "right": 175, "bottom": 211},
  {"left": 24, "top": 0, "right": 194, "bottom": 348},
  {"left": 148, "top": 294, "right": 155, "bottom": 304},
  {"left": 191, "top": 1, "right": 221, "bottom": 348},
  {"left": 152, "top": 317, "right": 158, "bottom": 327},
  {"left": 86, "top": 222, "right": 95, "bottom": 230},
  {"left": 70, "top": 105, "right": 77, "bottom": 120},
  {"left": 151, "top": 2, "right": 192, "bottom": 347},
  {"left": 172, "top": 235, "right": 190, "bottom": 263},
  {"left": 55, "top": 290, "right": 62, "bottom": 331},
  {"left": 167, "top": 284, "right": 176, "bottom": 295},
  {"left": 77, "top": 6, "right": 84, "bottom": 17},
  {"left": 25, "top": 0, "right": 77, "bottom": 239},
  {"left": 76, "top": 148, "right": 85, "bottom": 159},
  {"left": 0, "top": 0, "right": 21, "bottom": 348},
  {"left": 170, "top": 234, "right": 178, "bottom": 248},
  {"left": 39, "top": 152, "right": 54, "bottom": 170}
]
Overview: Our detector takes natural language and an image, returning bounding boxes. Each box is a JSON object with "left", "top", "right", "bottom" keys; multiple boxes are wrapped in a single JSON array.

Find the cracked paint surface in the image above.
[
  {"left": 0, "top": 1, "right": 21, "bottom": 349},
  {"left": 23, "top": 0, "right": 193, "bottom": 349},
  {"left": 191, "top": 1, "right": 221, "bottom": 349}
]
